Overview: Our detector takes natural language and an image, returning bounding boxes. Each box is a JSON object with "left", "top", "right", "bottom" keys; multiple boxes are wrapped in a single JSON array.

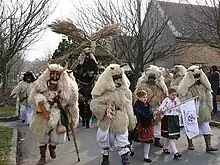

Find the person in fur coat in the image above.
[
  {"left": 134, "top": 65, "right": 168, "bottom": 148},
  {"left": 170, "top": 65, "right": 187, "bottom": 89},
  {"left": 90, "top": 64, "right": 137, "bottom": 165},
  {"left": 10, "top": 71, "right": 36, "bottom": 125},
  {"left": 29, "top": 62, "right": 79, "bottom": 165},
  {"left": 159, "top": 67, "right": 173, "bottom": 87},
  {"left": 178, "top": 65, "right": 218, "bottom": 152}
]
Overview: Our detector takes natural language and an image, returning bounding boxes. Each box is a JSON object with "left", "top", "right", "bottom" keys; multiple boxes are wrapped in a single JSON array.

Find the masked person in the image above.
[
  {"left": 10, "top": 71, "right": 36, "bottom": 125},
  {"left": 134, "top": 65, "right": 168, "bottom": 148},
  {"left": 74, "top": 48, "right": 99, "bottom": 128},
  {"left": 29, "top": 62, "right": 79, "bottom": 165},
  {"left": 170, "top": 65, "right": 187, "bottom": 89},
  {"left": 178, "top": 65, "right": 218, "bottom": 152},
  {"left": 90, "top": 64, "right": 137, "bottom": 165}
]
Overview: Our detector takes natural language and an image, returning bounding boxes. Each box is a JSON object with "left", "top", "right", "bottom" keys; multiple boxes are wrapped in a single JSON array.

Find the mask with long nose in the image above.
[{"left": 46, "top": 62, "right": 68, "bottom": 91}]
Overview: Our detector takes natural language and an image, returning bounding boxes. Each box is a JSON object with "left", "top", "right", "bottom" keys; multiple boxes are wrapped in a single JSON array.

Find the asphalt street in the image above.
[{"left": 4, "top": 120, "right": 220, "bottom": 165}]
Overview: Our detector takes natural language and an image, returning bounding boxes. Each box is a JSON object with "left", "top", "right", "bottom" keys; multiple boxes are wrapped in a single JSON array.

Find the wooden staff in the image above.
[
  {"left": 155, "top": 96, "right": 199, "bottom": 114},
  {"left": 69, "top": 114, "right": 80, "bottom": 162}
]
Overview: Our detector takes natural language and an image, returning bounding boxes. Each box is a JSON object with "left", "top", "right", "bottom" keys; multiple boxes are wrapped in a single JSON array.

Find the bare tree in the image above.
[
  {"left": 183, "top": 0, "right": 220, "bottom": 49},
  {"left": 0, "top": 0, "right": 54, "bottom": 89},
  {"left": 74, "top": 0, "right": 189, "bottom": 90}
]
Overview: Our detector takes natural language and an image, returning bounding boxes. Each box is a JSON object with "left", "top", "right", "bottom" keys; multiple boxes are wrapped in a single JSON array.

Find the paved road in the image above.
[{"left": 2, "top": 121, "right": 220, "bottom": 165}]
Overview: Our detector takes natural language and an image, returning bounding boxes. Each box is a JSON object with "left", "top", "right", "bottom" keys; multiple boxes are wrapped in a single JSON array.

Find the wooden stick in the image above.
[
  {"left": 155, "top": 96, "right": 199, "bottom": 114},
  {"left": 69, "top": 117, "right": 80, "bottom": 162}
]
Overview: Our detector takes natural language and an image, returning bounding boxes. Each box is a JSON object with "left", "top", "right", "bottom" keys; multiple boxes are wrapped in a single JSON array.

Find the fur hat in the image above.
[
  {"left": 172, "top": 65, "right": 187, "bottom": 77},
  {"left": 91, "top": 64, "right": 130, "bottom": 96},
  {"left": 178, "top": 65, "right": 212, "bottom": 96},
  {"left": 23, "top": 71, "right": 36, "bottom": 82},
  {"left": 47, "top": 62, "right": 68, "bottom": 73},
  {"left": 137, "top": 65, "right": 168, "bottom": 95}
]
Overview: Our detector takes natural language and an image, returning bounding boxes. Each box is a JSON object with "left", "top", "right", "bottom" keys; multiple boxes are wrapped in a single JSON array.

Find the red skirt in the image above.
[{"left": 136, "top": 121, "right": 154, "bottom": 143}]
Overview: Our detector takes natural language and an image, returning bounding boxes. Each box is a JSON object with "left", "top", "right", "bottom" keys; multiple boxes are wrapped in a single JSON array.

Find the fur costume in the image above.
[
  {"left": 29, "top": 64, "right": 79, "bottom": 142},
  {"left": 159, "top": 67, "right": 173, "bottom": 87},
  {"left": 170, "top": 65, "right": 187, "bottom": 89},
  {"left": 135, "top": 65, "right": 168, "bottom": 109},
  {"left": 11, "top": 71, "right": 36, "bottom": 124},
  {"left": 178, "top": 65, "right": 212, "bottom": 124},
  {"left": 90, "top": 64, "right": 137, "bottom": 133},
  {"left": 134, "top": 65, "right": 168, "bottom": 147}
]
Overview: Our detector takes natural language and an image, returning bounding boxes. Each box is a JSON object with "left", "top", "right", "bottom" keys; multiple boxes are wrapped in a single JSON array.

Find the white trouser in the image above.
[
  {"left": 199, "top": 122, "right": 212, "bottom": 135},
  {"left": 154, "top": 122, "right": 161, "bottom": 138},
  {"left": 40, "top": 128, "right": 66, "bottom": 146},
  {"left": 20, "top": 104, "right": 33, "bottom": 124},
  {"left": 97, "top": 127, "right": 130, "bottom": 156}
]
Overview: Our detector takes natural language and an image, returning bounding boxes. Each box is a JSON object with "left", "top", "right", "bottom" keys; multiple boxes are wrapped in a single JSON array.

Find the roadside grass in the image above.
[
  {"left": 0, "top": 107, "right": 16, "bottom": 117},
  {"left": 0, "top": 125, "right": 13, "bottom": 165}
]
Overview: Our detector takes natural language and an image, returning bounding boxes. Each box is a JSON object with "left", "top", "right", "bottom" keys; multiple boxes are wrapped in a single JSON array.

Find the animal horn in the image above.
[
  {"left": 120, "top": 63, "right": 127, "bottom": 68},
  {"left": 61, "top": 61, "right": 68, "bottom": 72}
]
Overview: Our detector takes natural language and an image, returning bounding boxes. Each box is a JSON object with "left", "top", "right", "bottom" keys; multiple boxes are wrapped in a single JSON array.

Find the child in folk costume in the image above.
[
  {"left": 159, "top": 88, "right": 182, "bottom": 159},
  {"left": 129, "top": 90, "right": 154, "bottom": 163}
]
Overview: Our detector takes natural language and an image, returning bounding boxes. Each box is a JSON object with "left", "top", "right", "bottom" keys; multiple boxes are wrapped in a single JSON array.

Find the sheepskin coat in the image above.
[
  {"left": 170, "top": 65, "right": 187, "bottom": 89},
  {"left": 159, "top": 67, "right": 173, "bottom": 87},
  {"left": 178, "top": 65, "right": 212, "bottom": 124},
  {"left": 29, "top": 65, "right": 79, "bottom": 141},
  {"left": 90, "top": 64, "right": 137, "bottom": 133},
  {"left": 10, "top": 81, "right": 34, "bottom": 105},
  {"left": 135, "top": 65, "right": 168, "bottom": 109}
]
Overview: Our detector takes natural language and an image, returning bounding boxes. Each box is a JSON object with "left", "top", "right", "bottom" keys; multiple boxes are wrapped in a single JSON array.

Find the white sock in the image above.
[
  {"left": 163, "top": 138, "right": 169, "bottom": 150},
  {"left": 130, "top": 144, "right": 134, "bottom": 152},
  {"left": 169, "top": 139, "right": 178, "bottom": 154},
  {"left": 144, "top": 143, "right": 151, "bottom": 159}
]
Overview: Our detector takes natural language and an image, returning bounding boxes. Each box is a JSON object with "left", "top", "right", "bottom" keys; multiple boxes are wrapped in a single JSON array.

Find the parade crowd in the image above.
[{"left": 10, "top": 23, "right": 220, "bottom": 165}]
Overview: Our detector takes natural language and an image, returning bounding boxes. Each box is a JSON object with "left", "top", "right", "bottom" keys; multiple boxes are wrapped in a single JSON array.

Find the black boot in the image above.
[
  {"left": 121, "top": 153, "right": 130, "bottom": 165},
  {"left": 101, "top": 155, "right": 110, "bottom": 165}
]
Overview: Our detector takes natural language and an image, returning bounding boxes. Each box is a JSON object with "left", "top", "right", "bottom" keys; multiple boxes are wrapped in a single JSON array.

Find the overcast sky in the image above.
[{"left": 25, "top": 0, "right": 206, "bottom": 61}]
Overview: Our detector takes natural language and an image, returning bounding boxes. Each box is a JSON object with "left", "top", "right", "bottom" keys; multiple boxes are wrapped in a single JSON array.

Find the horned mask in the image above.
[
  {"left": 47, "top": 62, "right": 68, "bottom": 91},
  {"left": 178, "top": 65, "right": 212, "bottom": 96}
]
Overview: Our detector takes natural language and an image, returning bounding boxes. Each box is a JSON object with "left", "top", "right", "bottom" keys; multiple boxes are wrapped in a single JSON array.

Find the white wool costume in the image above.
[
  {"left": 11, "top": 81, "right": 34, "bottom": 124},
  {"left": 29, "top": 64, "right": 79, "bottom": 145},
  {"left": 170, "top": 65, "right": 187, "bottom": 126},
  {"left": 135, "top": 65, "right": 168, "bottom": 138},
  {"left": 170, "top": 65, "right": 187, "bottom": 89},
  {"left": 178, "top": 65, "right": 212, "bottom": 135},
  {"left": 159, "top": 67, "right": 173, "bottom": 87},
  {"left": 90, "top": 64, "right": 137, "bottom": 156}
]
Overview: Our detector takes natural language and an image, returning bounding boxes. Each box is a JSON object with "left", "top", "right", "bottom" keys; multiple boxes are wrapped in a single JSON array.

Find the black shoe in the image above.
[
  {"left": 86, "top": 125, "right": 90, "bottom": 129},
  {"left": 163, "top": 149, "right": 170, "bottom": 154},
  {"left": 130, "top": 151, "right": 134, "bottom": 156},
  {"left": 22, "top": 120, "right": 25, "bottom": 123},
  {"left": 144, "top": 158, "right": 152, "bottom": 163},
  {"left": 174, "top": 153, "right": 182, "bottom": 160}
]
